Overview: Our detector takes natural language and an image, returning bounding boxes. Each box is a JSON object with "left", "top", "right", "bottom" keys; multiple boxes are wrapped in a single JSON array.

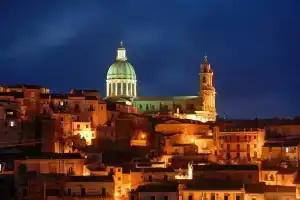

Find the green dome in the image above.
[{"left": 107, "top": 60, "right": 136, "bottom": 80}]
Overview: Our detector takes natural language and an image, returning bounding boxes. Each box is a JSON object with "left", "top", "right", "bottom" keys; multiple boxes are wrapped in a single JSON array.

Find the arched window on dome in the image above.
[
  {"left": 122, "top": 83, "right": 126, "bottom": 96},
  {"left": 117, "top": 83, "right": 121, "bottom": 95},
  {"left": 128, "top": 83, "right": 131, "bottom": 95}
]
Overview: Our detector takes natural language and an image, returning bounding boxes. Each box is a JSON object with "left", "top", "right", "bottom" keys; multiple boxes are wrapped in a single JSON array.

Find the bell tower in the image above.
[{"left": 199, "top": 54, "right": 216, "bottom": 119}]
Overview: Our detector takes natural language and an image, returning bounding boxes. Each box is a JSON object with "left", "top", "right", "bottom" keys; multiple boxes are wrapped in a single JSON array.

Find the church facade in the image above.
[{"left": 106, "top": 42, "right": 216, "bottom": 123}]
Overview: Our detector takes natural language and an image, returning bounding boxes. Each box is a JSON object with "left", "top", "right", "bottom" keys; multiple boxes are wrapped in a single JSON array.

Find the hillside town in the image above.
[{"left": 0, "top": 43, "right": 299, "bottom": 200}]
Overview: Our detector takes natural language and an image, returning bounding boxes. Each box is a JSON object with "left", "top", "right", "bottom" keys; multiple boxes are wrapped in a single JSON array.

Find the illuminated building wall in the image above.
[
  {"left": 261, "top": 142, "right": 299, "bottom": 166},
  {"left": 214, "top": 127, "right": 265, "bottom": 162},
  {"left": 14, "top": 154, "right": 85, "bottom": 175},
  {"left": 72, "top": 122, "right": 96, "bottom": 145},
  {"left": 0, "top": 100, "right": 22, "bottom": 145},
  {"left": 133, "top": 55, "right": 216, "bottom": 123}
]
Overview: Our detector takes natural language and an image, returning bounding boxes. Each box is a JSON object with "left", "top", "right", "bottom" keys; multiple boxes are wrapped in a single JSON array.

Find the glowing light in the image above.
[
  {"left": 10, "top": 121, "right": 15, "bottom": 127},
  {"left": 141, "top": 133, "right": 146, "bottom": 139},
  {"left": 188, "top": 163, "right": 193, "bottom": 180},
  {"left": 190, "top": 138, "right": 195, "bottom": 143}
]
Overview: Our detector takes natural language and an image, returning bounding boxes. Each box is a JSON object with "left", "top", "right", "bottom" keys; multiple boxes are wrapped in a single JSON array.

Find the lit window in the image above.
[
  {"left": 286, "top": 147, "right": 289, "bottom": 153},
  {"left": 10, "top": 121, "right": 15, "bottom": 127},
  {"left": 60, "top": 101, "right": 64, "bottom": 106}
]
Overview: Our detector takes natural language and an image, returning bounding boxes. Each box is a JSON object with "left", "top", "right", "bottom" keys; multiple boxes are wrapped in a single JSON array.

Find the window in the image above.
[
  {"left": 23, "top": 189, "right": 28, "bottom": 197},
  {"left": 237, "top": 136, "right": 240, "bottom": 142},
  {"left": 269, "top": 147, "right": 272, "bottom": 152},
  {"left": 118, "top": 168, "right": 121, "bottom": 172},
  {"left": 254, "top": 144, "right": 257, "bottom": 148},
  {"left": 224, "top": 195, "right": 229, "bottom": 200},
  {"left": 164, "top": 196, "right": 168, "bottom": 200},
  {"left": 151, "top": 196, "right": 155, "bottom": 200},
  {"left": 74, "top": 104, "right": 80, "bottom": 111},
  {"left": 264, "top": 174, "right": 268, "bottom": 181},
  {"left": 227, "top": 153, "right": 231, "bottom": 159},
  {"left": 203, "top": 77, "right": 206, "bottom": 83},
  {"left": 227, "top": 144, "right": 230, "bottom": 150},
  {"left": 254, "top": 136, "right": 257, "bottom": 139},
  {"left": 81, "top": 188, "right": 86, "bottom": 197},
  {"left": 89, "top": 105, "right": 94, "bottom": 111},
  {"left": 117, "top": 83, "right": 121, "bottom": 95},
  {"left": 67, "top": 189, "right": 72, "bottom": 196},
  {"left": 236, "top": 196, "right": 240, "bottom": 200},
  {"left": 211, "top": 193, "right": 215, "bottom": 200},
  {"left": 101, "top": 188, "right": 106, "bottom": 196},
  {"left": 188, "top": 195, "right": 193, "bottom": 200},
  {"left": 60, "top": 101, "right": 64, "bottom": 106},
  {"left": 118, "top": 177, "right": 121, "bottom": 181},
  {"left": 86, "top": 125, "right": 89, "bottom": 128},
  {"left": 148, "top": 175, "right": 152, "bottom": 182},
  {"left": 77, "top": 124, "right": 80, "bottom": 129},
  {"left": 164, "top": 175, "right": 168, "bottom": 181},
  {"left": 9, "top": 121, "right": 15, "bottom": 127},
  {"left": 131, "top": 196, "right": 135, "bottom": 200}
]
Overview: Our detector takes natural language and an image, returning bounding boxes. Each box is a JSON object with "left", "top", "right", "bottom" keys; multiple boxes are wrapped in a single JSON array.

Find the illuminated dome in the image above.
[
  {"left": 106, "top": 42, "right": 137, "bottom": 97},
  {"left": 107, "top": 61, "right": 136, "bottom": 80}
]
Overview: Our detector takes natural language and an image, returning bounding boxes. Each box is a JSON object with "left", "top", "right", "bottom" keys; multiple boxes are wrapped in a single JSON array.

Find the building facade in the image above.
[{"left": 105, "top": 42, "right": 217, "bottom": 123}]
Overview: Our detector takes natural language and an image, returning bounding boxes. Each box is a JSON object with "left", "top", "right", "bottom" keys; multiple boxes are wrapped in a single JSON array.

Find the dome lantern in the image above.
[{"left": 116, "top": 41, "right": 127, "bottom": 61}]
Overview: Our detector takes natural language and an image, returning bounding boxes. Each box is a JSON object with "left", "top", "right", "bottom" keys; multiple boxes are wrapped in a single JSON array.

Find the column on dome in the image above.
[
  {"left": 126, "top": 81, "right": 128, "bottom": 96},
  {"left": 132, "top": 83, "right": 135, "bottom": 97},
  {"left": 131, "top": 83, "right": 134, "bottom": 97},
  {"left": 106, "top": 82, "right": 109, "bottom": 97},
  {"left": 115, "top": 82, "right": 118, "bottom": 95}
]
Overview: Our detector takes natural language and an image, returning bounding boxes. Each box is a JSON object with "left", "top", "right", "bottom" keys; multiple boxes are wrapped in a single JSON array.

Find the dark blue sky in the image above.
[{"left": 0, "top": 1, "right": 299, "bottom": 118}]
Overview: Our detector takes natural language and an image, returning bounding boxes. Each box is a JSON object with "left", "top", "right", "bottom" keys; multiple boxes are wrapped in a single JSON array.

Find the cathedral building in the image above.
[{"left": 106, "top": 42, "right": 217, "bottom": 123}]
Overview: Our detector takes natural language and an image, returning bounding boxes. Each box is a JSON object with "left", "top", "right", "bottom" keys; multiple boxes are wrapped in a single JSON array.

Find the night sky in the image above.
[{"left": 0, "top": 1, "right": 299, "bottom": 118}]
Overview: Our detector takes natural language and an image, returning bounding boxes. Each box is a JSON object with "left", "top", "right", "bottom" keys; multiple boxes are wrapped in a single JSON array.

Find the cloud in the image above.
[{"left": 4, "top": 4, "right": 101, "bottom": 59}]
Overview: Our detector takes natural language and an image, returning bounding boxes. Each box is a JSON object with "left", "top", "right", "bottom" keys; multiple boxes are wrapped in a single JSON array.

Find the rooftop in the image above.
[
  {"left": 193, "top": 164, "right": 259, "bottom": 171},
  {"left": 67, "top": 175, "right": 113, "bottom": 182},
  {"left": 134, "top": 182, "right": 178, "bottom": 192},
  {"left": 185, "top": 180, "right": 243, "bottom": 191}
]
